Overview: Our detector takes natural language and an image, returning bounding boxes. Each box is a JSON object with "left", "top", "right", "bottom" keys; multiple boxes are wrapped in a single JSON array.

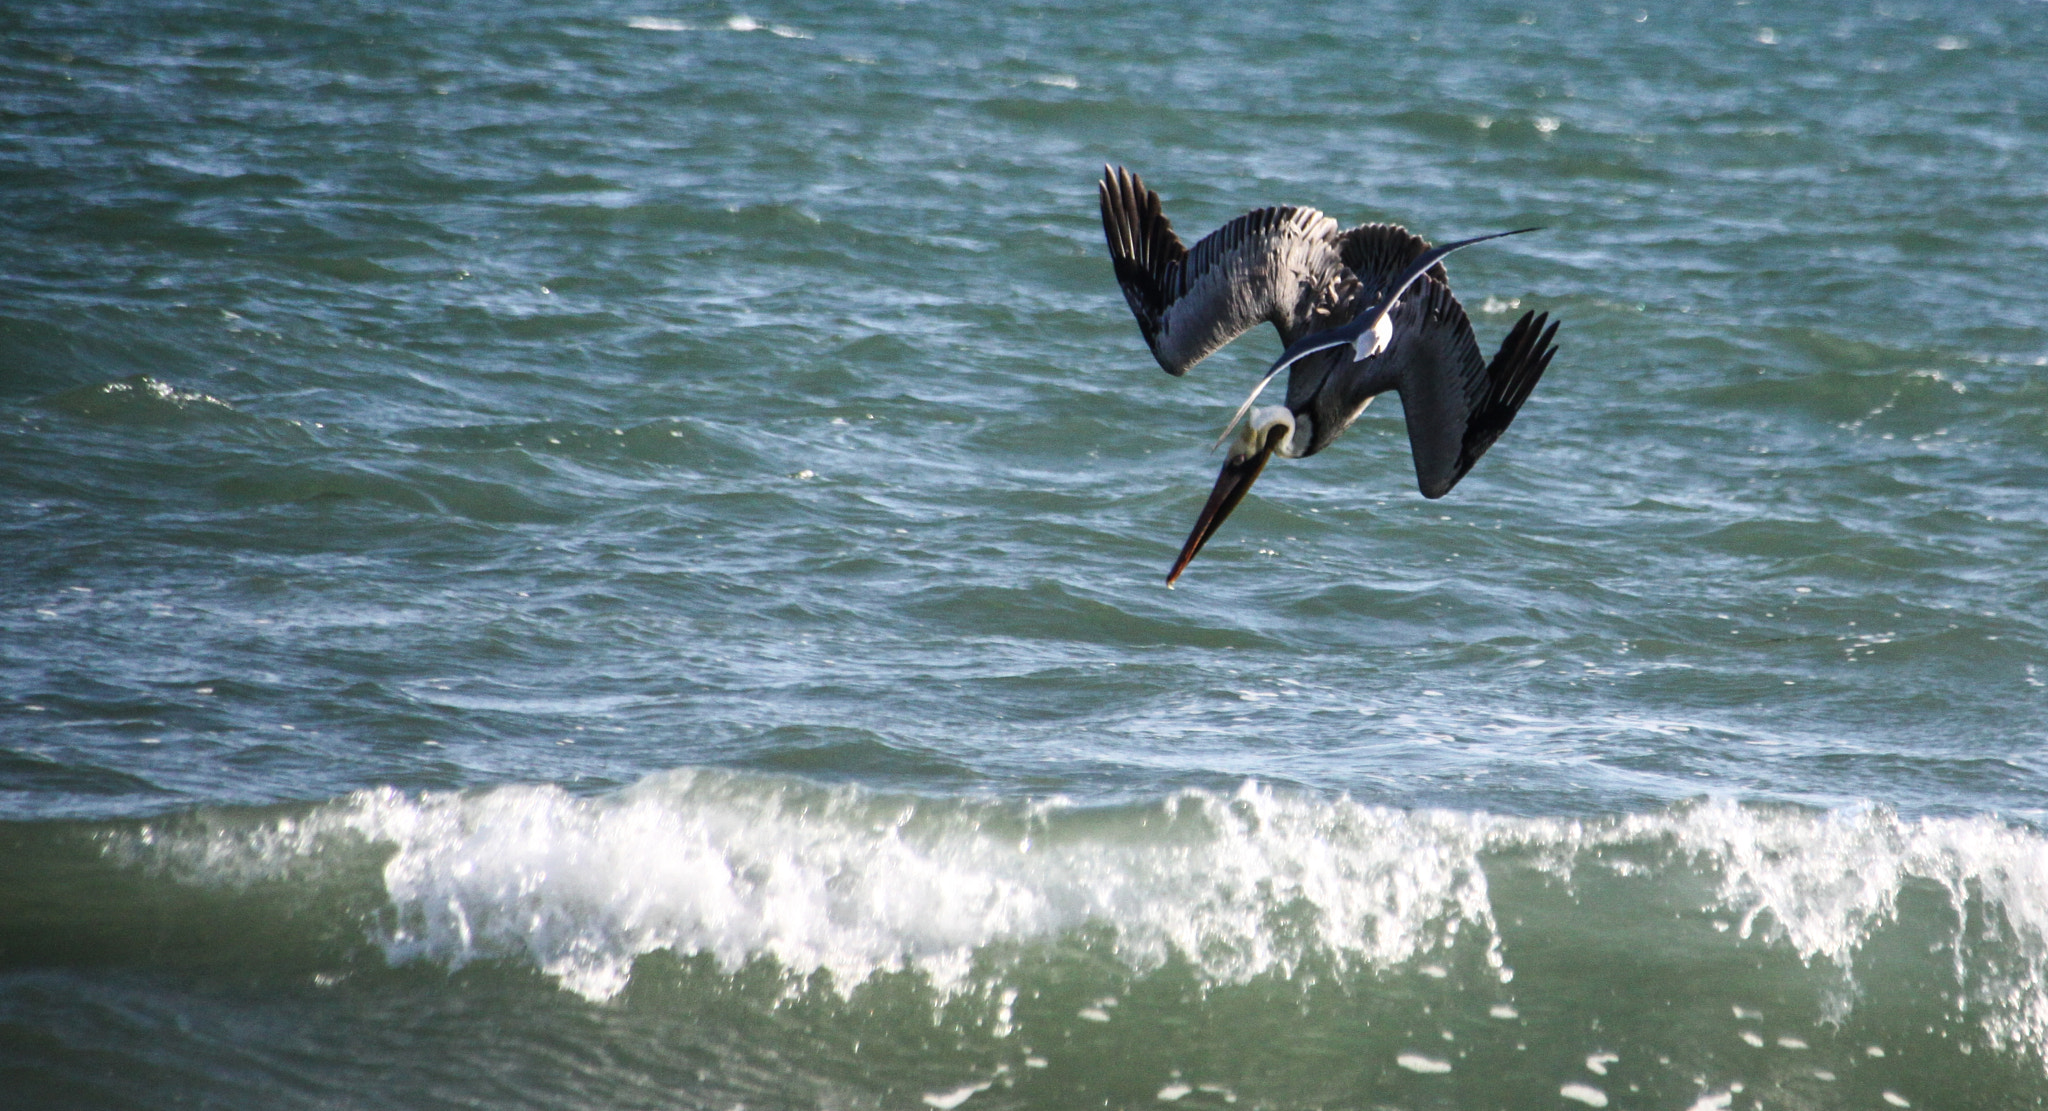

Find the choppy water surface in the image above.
[{"left": 5, "top": 0, "right": 2048, "bottom": 1106}]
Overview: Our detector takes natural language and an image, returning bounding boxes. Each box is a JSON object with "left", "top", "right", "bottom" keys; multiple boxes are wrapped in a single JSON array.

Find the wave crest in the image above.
[{"left": 109, "top": 770, "right": 2048, "bottom": 1065}]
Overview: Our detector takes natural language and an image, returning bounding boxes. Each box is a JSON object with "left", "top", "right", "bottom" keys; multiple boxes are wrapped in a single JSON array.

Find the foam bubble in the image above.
[{"left": 923, "top": 1080, "right": 991, "bottom": 1109}]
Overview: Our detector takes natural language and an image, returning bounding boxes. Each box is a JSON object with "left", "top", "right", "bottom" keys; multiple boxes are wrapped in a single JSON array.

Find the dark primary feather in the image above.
[
  {"left": 1098, "top": 165, "right": 1186, "bottom": 356},
  {"left": 1457, "top": 310, "right": 1560, "bottom": 478}
]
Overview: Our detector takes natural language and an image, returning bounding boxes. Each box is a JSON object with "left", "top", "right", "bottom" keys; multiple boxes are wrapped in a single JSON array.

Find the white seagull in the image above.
[{"left": 1098, "top": 165, "right": 1561, "bottom": 585}]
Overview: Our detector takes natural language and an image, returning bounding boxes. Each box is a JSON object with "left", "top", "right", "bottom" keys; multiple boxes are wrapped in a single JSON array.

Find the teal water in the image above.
[{"left": 5, "top": 0, "right": 2048, "bottom": 1107}]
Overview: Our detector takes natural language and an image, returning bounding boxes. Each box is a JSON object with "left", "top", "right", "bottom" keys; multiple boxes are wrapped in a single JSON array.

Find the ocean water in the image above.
[{"left": 5, "top": 0, "right": 2048, "bottom": 1107}]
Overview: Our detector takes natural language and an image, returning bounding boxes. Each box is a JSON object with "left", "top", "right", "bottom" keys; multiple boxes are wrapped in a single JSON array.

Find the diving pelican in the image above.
[{"left": 1098, "top": 165, "right": 1561, "bottom": 585}]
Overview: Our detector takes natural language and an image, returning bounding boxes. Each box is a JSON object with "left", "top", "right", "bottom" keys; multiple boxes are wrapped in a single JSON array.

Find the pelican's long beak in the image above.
[{"left": 1166, "top": 424, "right": 1286, "bottom": 586}]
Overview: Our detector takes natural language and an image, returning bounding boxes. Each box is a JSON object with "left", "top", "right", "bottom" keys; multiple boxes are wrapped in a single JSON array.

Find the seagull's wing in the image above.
[
  {"left": 1333, "top": 222, "right": 1449, "bottom": 299},
  {"left": 1373, "top": 283, "right": 1560, "bottom": 498},
  {"left": 1099, "top": 165, "right": 1347, "bottom": 376}
]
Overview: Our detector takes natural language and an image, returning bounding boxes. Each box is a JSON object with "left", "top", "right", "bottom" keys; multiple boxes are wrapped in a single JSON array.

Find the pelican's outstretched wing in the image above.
[
  {"left": 1367, "top": 283, "right": 1560, "bottom": 498},
  {"left": 1099, "top": 165, "right": 1349, "bottom": 376}
]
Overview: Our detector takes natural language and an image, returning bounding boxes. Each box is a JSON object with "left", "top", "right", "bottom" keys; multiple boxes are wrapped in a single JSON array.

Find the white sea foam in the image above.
[
  {"left": 1636, "top": 801, "right": 2048, "bottom": 1058},
  {"left": 323, "top": 772, "right": 1503, "bottom": 1000},
  {"left": 116, "top": 770, "right": 2048, "bottom": 1065},
  {"left": 922, "top": 1079, "right": 992, "bottom": 1108}
]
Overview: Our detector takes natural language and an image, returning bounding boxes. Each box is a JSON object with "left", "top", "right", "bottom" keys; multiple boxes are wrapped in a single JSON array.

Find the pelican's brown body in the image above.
[{"left": 1097, "top": 166, "right": 1561, "bottom": 583}]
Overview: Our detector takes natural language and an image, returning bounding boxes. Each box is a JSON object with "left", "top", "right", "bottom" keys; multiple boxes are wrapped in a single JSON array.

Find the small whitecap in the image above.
[
  {"left": 1585, "top": 1052, "right": 1618, "bottom": 1076},
  {"left": 924, "top": 1081, "right": 992, "bottom": 1109},
  {"left": 1731, "top": 1005, "right": 1761, "bottom": 1019},
  {"left": 1035, "top": 74, "right": 1079, "bottom": 89},
  {"left": 1157, "top": 1084, "right": 1192, "bottom": 1101},
  {"left": 1738, "top": 1031, "right": 1763, "bottom": 1047},
  {"left": 1024, "top": 1057, "right": 1048, "bottom": 1068},
  {"left": 1883, "top": 1093, "right": 1910, "bottom": 1108},
  {"left": 1756, "top": 26, "right": 1778, "bottom": 44},
  {"left": 1396, "top": 1053, "right": 1452, "bottom": 1074},
  {"left": 1534, "top": 116, "right": 1560, "bottom": 133},
  {"left": 1813, "top": 1070, "right": 1835, "bottom": 1081},
  {"left": 1934, "top": 35, "right": 1966, "bottom": 50},
  {"left": 1077, "top": 1007, "right": 1111, "bottom": 1022},
  {"left": 1866, "top": 1045, "right": 1886, "bottom": 1057},
  {"left": 724, "top": 15, "right": 759, "bottom": 30},
  {"left": 1489, "top": 1004, "right": 1519, "bottom": 1019},
  {"left": 1559, "top": 1082, "right": 1608, "bottom": 1107},
  {"left": 1686, "top": 1093, "right": 1732, "bottom": 1111},
  {"left": 626, "top": 16, "right": 691, "bottom": 31},
  {"left": 1775, "top": 1036, "right": 1808, "bottom": 1049},
  {"left": 1418, "top": 964, "right": 1448, "bottom": 978}
]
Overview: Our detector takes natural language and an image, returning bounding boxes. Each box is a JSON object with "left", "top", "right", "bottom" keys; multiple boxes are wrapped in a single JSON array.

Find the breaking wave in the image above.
[{"left": 91, "top": 767, "right": 2048, "bottom": 1072}]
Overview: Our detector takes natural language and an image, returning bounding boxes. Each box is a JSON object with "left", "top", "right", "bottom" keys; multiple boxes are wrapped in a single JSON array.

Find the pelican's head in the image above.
[
  {"left": 1238, "top": 405, "right": 1311, "bottom": 458},
  {"left": 1166, "top": 405, "right": 1310, "bottom": 586}
]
